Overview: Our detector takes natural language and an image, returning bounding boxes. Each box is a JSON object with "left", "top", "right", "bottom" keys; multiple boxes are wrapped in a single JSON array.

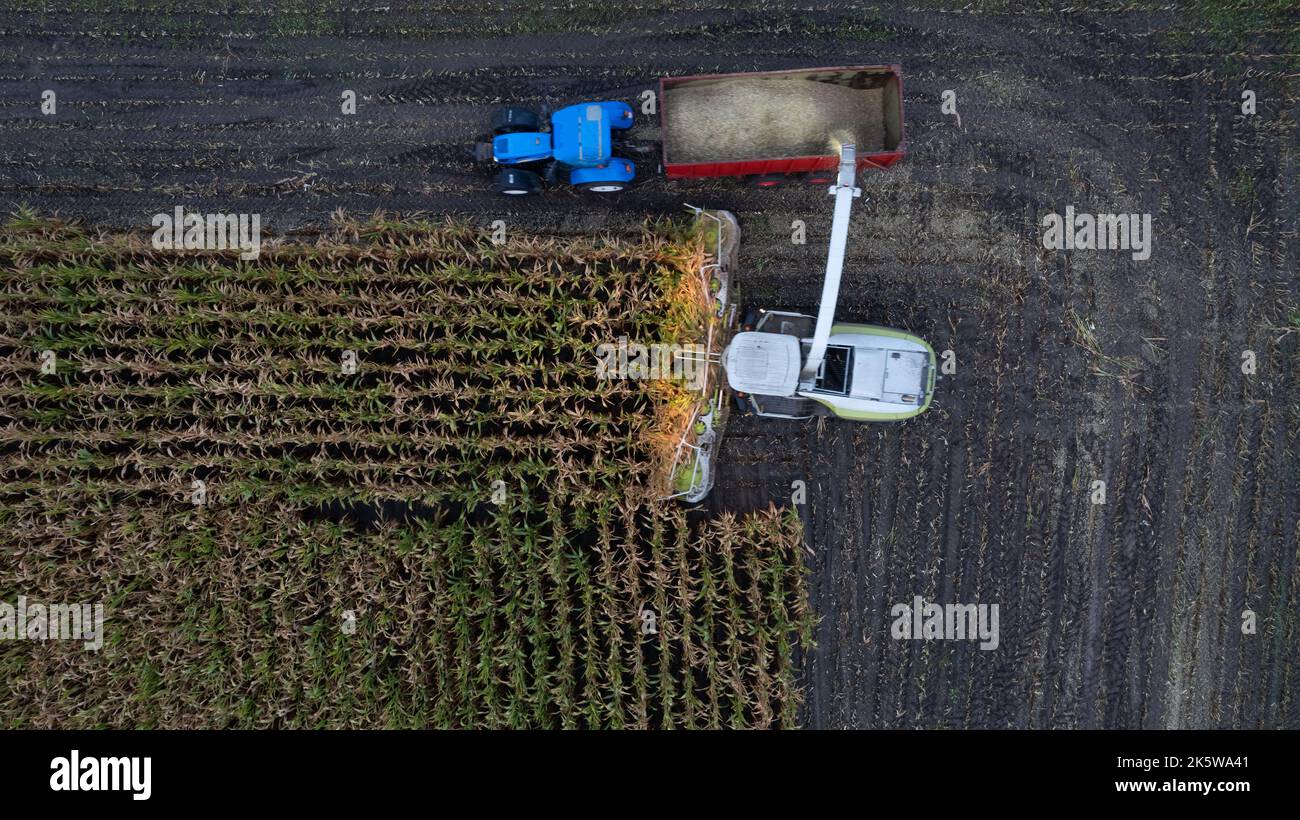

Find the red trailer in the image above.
[{"left": 659, "top": 65, "right": 905, "bottom": 184}]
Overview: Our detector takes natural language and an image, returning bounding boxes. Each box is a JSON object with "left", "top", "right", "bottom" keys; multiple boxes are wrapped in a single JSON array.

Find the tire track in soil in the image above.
[
  {"left": 1078, "top": 375, "right": 1127, "bottom": 729},
  {"left": 890, "top": 412, "right": 933, "bottom": 727},
  {"left": 1035, "top": 433, "right": 1077, "bottom": 727},
  {"left": 1101, "top": 430, "right": 1144, "bottom": 728},
  {"left": 998, "top": 275, "right": 1035, "bottom": 727},
  {"left": 826, "top": 422, "right": 859, "bottom": 726},
  {"left": 858, "top": 426, "right": 897, "bottom": 727},
  {"left": 926, "top": 313, "right": 977, "bottom": 727},
  {"left": 971, "top": 297, "right": 1026, "bottom": 727}
]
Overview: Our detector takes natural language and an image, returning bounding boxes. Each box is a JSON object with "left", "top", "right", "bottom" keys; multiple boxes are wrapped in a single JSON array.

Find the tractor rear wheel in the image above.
[
  {"left": 574, "top": 180, "right": 628, "bottom": 193},
  {"left": 490, "top": 107, "right": 540, "bottom": 135},
  {"left": 493, "top": 168, "right": 542, "bottom": 196}
]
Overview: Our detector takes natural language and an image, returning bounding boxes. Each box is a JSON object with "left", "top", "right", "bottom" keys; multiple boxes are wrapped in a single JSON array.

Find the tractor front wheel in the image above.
[{"left": 493, "top": 169, "right": 542, "bottom": 196}]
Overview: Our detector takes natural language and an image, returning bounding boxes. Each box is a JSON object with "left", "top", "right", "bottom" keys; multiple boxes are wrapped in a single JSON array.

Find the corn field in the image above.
[{"left": 0, "top": 212, "right": 813, "bottom": 728}]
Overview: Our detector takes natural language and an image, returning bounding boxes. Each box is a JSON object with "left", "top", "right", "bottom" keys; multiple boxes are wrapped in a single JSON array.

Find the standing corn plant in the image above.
[{"left": 0, "top": 211, "right": 812, "bottom": 729}]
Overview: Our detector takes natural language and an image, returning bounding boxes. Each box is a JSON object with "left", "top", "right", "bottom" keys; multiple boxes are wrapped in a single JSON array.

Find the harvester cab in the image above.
[
  {"left": 723, "top": 144, "right": 938, "bottom": 421},
  {"left": 476, "top": 102, "right": 637, "bottom": 195}
]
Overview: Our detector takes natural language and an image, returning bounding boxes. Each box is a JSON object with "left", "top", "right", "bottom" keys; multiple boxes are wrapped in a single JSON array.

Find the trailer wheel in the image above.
[
  {"left": 491, "top": 107, "right": 540, "bottom": 135},
  {"left": 749, "top": 174, "right": 786, "bottom": 189},
  {"left": 493, "top": 168, "right": 542, "bottom": 196}
]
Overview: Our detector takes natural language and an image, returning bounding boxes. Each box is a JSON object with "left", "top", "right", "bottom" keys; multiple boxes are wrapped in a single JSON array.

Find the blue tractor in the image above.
[{"left": 474, "top": 102, "right": 638, "bottom": 195}]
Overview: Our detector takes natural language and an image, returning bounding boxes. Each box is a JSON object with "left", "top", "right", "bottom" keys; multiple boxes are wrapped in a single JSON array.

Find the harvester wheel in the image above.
[
  {"left": 490, "top": 106, "right": 540, "bottom": 135},
  {"left": 748, "top": 173, "right": 786, "bottom": 189},
  {"left": 804, "top": 171, "right": 835, "bottom": 185}
]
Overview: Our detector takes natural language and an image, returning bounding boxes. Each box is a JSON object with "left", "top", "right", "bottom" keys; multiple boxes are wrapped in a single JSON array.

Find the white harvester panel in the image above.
[
  {"left": 850, "top": 349, "right": 886, "bottom": 400},
  {"left": 724, "top": 332, "right": 801, "bottom": 396},
  {"left": 881, "top": 349, "right": 927, "bottom": 399}
]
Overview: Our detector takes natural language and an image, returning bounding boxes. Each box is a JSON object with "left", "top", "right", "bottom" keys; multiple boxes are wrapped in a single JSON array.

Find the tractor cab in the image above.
[
  {"left": 478, "top": 101, "right": 637, "bottom": 194},
  {"left": 550, "top": 103, "right": 623, "bottom": 166}
]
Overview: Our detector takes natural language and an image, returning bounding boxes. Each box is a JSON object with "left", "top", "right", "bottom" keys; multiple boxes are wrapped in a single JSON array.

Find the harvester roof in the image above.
[{"left": 724, "top": 332, "right": 801, "bottom": 396}]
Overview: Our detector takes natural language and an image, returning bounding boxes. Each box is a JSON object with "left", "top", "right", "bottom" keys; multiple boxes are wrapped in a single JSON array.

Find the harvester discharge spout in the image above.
[{"left": 798, "top": 143, "right": 861, "bottom": 384}]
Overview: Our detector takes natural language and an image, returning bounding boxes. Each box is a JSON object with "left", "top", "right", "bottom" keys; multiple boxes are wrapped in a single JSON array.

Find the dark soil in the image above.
[{"left": 1, "top": 0, "right": 1297, "bottom": 728}]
